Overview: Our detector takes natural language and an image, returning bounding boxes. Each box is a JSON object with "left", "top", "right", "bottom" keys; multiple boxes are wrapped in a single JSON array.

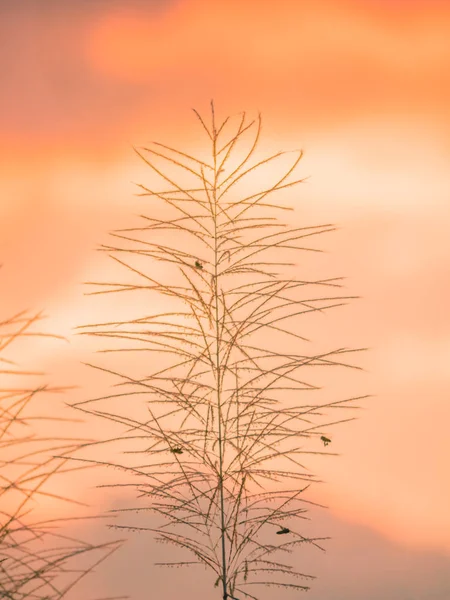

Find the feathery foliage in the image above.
[{"left": 75, "top": 103, "right": 367, "bottom": 600}]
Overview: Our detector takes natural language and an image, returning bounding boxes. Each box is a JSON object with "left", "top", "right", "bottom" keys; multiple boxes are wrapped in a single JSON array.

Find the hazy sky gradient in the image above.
[{"left": 1, "top": 0, "right": 449, "bottom": 597}]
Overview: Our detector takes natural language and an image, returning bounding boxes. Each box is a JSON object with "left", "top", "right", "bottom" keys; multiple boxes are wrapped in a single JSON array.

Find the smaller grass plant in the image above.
[{"left": 0, "top": 290, "right": 122, "bottom": 599}]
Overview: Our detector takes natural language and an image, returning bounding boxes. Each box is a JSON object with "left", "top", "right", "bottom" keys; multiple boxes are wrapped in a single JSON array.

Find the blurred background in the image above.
[{"left": 1, "top": 0, "right": 449, "bottom": 598}]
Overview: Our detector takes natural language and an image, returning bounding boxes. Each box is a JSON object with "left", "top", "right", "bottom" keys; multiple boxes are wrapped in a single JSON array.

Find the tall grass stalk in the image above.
[{"left": 75, "top": 103, "right": 367, "bottom": 599}]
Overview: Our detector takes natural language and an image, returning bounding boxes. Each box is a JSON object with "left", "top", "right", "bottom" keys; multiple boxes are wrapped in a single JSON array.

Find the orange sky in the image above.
[{"left": 1, "top": 0, "right": 450, "bottom": 597}]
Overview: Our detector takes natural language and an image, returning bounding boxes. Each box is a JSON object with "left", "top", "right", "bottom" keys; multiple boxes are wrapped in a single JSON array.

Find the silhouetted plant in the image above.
[
  {"left": 0, "top": 301, "right": 122, "bottom": 599},
  {"left": 75, "top": 103, "right": 367, "bottom": 600}
]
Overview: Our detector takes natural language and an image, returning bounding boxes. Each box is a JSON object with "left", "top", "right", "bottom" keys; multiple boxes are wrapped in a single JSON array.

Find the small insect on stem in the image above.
[
  {"left": 276, "top": 527, "right": 290, "bottom": 535},
  {"left": 195, "top": 260, "right": 204, "bottom": 269},
  {"left": 321, "top": 436, "right": 331, "bottom": 447},
  {"left": 170, "top": 447, "right": 183, "bottom": 454}
]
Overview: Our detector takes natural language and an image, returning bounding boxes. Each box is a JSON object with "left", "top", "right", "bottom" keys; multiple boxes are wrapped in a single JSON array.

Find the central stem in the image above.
[{"left": 212, "top": 124, "right": 228, "bottom": 600}]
